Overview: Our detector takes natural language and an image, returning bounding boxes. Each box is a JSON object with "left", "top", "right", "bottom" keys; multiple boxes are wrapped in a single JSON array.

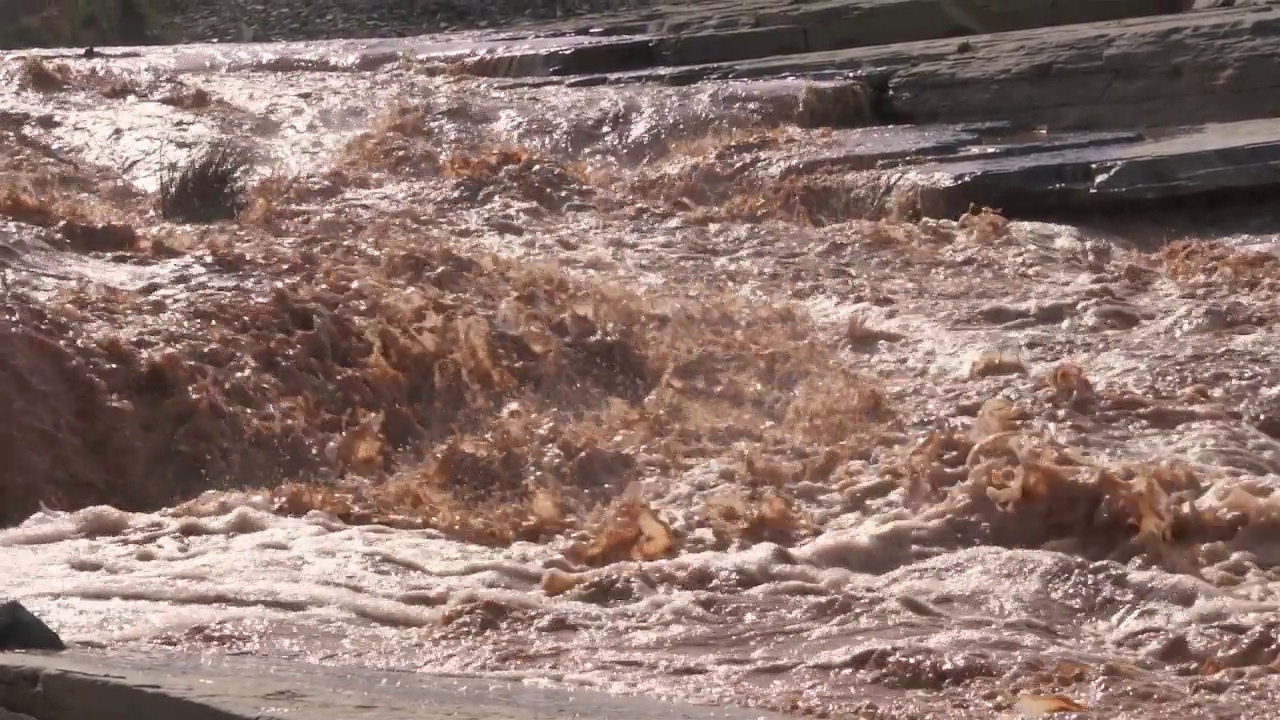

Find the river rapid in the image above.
[{"left": 3, "top": 34, "right": 1280, "bottom": 719}]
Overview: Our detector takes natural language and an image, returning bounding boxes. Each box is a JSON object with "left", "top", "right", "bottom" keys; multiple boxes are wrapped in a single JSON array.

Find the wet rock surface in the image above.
[
  {"left": 906, "top": 119, "right": 1280, "bottom": 218},
  {"left": 158, "top": 0, "right": 1197, "bottom": 45},
  {"left": 535, "top": 6, "right": 1280, "bottom": 131},
  {"left": 0, "top": 601, "right": 65, "bottom": 652},
  {"left": 0, "top": 651, "right": 787, "bottom": 720}
]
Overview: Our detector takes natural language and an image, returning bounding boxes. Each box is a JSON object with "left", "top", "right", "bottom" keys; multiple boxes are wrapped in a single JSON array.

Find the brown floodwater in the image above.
[{"left": 3, "top": 33, "right": 1280, "bottom": 720}]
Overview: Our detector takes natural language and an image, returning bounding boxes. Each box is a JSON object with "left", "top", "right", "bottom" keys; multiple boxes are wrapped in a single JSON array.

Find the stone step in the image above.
[
  {"left": 584, "top": 6, "right": 1280, "bottom": 130},
  {"left": 910, "top": 118, "right": 1280, "bottom": 217},
  {"left": 460, "top": 0, "right": 1195, "bottom": 76},
  {"left": 679, "top": 0, "right": 1189, "bottom": 53},
  {"left": 762, "top": 118, "right": 1280, "bottom": 219}
]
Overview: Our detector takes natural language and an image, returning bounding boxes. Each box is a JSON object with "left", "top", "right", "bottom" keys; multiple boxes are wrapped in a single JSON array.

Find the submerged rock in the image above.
[{"left": 0, "top": 601, "right": 65, "bottom": 652}]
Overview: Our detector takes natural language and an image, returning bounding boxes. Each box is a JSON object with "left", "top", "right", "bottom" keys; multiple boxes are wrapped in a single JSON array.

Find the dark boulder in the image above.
[{"left": 0, "top": 601, "right": 66, "bottom": 651}]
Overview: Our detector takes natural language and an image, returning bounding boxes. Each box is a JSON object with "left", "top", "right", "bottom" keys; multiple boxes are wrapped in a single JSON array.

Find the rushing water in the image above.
[{"left": 4, "top": 34, "right": 1280, "bottom": 720}]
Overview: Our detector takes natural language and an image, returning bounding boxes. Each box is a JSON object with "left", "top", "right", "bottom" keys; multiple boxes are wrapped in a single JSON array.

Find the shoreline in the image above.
[{"left": 0, "top": 650, "right": 788, "bottom": 720}]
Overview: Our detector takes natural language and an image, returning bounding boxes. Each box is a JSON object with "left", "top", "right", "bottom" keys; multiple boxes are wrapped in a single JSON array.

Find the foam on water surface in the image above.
[{"left": 5, "top": 33, "right": 1280, "bottom": 720}]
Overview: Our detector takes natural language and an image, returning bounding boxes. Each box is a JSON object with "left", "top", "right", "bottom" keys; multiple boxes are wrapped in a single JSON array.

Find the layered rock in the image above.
[{"left": 161, "top": 0, "right": 1194, "bottom": 46}]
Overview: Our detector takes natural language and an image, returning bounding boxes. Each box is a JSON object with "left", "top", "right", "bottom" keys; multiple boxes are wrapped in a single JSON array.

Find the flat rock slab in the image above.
[
  {"left": 0, "top": 651, "right": 789, "bottom": 720},
  {"left": 769, "top": 118, "right": 1280, "bottom": 218},
  {"left": 777, "top": 123, "right": 1144, "bottom": 177},
  {"left": 909, "top": 118, "right": 1280, "bottom": 217},
  {"left": 426, "top": 0, "right": 1195, "bottom": 76},
  {"left": 569, "top": 6, "right": 1280, "bottom": 131},
  {"left": 882, "top": 6, "right": 1280, "bottom": 131},
  {"left": 564, "top": 0, "right": 1193, "bottom": 53}
]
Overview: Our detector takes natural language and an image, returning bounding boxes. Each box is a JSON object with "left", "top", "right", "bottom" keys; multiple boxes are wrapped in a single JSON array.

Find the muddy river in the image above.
[{"left": 2, "top": 34, "right": 1280, "bottom": 719}]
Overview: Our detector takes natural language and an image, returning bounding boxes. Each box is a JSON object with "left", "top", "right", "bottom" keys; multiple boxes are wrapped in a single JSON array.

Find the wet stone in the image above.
[
  {"left": 147, "top": 0, "right": 1198, "bottom": 49},
  {"left": 0, "top": 600, "right": 65, "bottom": 652},
  {"left": 901, "top": 118, "right": 1280, "bottom": 218},
  {"left": 699, "top": 111, "right": 1280, "bottom": 219}
]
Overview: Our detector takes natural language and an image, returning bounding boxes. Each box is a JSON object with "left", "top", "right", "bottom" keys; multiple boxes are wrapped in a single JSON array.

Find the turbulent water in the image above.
[{"left": 4, "top": 33, "right": 1280, "bottom": 720}]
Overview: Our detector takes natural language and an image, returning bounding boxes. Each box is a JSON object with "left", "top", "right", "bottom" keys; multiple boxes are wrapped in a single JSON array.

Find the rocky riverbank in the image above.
[
  {"left": 155, "top": 0, "right": 661, "bottom": 44},
  {"left": 5, "top": 0, "right": 1270, "bottom": 48},
  {"left": 115, "top": 0, "right": 1280, "bottom": 46},
  {"left": 159, "top": 0, "right": 1208, "bottom": 43}
]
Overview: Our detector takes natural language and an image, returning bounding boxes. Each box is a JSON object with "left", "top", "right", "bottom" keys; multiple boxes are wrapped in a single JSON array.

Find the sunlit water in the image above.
[{"left": 4, "top": 33, "right": 1280, "bottom": 719}]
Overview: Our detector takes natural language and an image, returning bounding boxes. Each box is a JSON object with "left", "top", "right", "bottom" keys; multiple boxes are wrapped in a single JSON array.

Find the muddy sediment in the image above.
[{"left": 5, "top": 8, "right": 1280, "bottom": 720}]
